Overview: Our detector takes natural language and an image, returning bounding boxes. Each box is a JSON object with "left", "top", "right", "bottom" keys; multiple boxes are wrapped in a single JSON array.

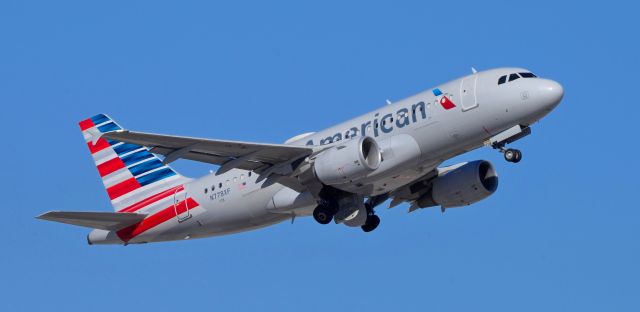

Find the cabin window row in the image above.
[{"left": 203, "top": 171, "right": 252, "bottom": 194}]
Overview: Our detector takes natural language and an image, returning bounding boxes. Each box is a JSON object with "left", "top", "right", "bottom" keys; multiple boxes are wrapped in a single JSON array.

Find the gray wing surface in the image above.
[
  {"left": 102, "top": 130, "right": 314, "bottom": 173},
  {"left": 387, "top": 168, "right": 440, "bottom": 211}
]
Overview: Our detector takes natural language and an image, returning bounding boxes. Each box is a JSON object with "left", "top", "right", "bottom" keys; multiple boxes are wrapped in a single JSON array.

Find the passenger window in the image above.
[
  {"left": 519, "top": 72, "right": 537, "bottom": 78},
  {"left": 498, "top": 75, "right": 507, "bottom": 85},
  {"left": 204, "top": 188, "right": 208, "bottom": 194},
  {"left": 509, "top": 73, "right": 520, "bottom": 82},
  {"left": 219, "top": 182, "right": 222, "bottom": 188},
  {"left": 211, "top": 185, "right": 215, "bottom": 191},
  {"left": 248, "top": 172, "right": 252, "bottom": 177}
]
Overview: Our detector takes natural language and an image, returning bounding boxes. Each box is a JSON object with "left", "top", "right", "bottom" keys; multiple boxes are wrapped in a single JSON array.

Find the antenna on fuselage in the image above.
[
  {"left": 386, "top": 99, "right": 392, "bottom": 105},
  {"left": 471, "top": 67, "right": 478, "bottom": 74}
]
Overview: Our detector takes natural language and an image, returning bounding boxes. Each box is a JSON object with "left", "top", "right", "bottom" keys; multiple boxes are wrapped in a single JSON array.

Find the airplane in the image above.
[{"left": 37, "top": 67, "right": 563, "bottom": 245}]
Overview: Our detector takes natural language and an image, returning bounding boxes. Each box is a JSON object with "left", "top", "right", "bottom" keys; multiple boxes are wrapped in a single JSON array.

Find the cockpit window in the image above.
[{"left": 499, "top": 72, "right": 537, "bottom": 85}]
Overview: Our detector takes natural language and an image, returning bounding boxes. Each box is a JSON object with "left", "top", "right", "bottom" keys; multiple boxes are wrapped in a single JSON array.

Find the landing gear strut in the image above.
[{"left": 489, "top": 125, "right": 529, "bottom": 163}]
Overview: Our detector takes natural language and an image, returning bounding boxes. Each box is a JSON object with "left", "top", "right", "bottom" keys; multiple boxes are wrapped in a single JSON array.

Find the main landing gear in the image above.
[
  {"left": 360, "top": 199, "right": 383, "bottom": 232},
  {"left": 313, "top": 187, "right": 340, "bottom": 225},
  {"left": 312, "top": 203, "right": 335, "bottom": 225},
  {"left": 361, "top": 214, "right": 380, "bottom": 232},
  {"left": 312, "top": 193, "right": 387, "bottom": 233}
]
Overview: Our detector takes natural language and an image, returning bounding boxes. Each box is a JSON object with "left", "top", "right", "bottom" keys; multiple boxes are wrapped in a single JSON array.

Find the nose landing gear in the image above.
[
  {"left": 503, "top": 148, "right": 522, "bottom": 163},
  {"left": 492, "top": 142, "right": 522, "bottom": 163},
  {"left": 487, "top": 125, "right": 530, "bottom": 163}
]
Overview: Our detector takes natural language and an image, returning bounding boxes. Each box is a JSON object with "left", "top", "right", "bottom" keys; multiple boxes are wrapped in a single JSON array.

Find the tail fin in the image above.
[{"left": 79, "top": 114, "right": 189, "bottom": 211}]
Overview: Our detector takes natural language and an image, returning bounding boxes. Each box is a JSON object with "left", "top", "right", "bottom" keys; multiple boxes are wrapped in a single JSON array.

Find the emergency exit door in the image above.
[{"left": 173, "top": 188, "right": 191, "bottom": 222}]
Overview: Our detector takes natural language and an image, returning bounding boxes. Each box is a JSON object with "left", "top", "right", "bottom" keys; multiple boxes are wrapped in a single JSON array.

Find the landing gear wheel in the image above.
[
  {"left": 513, "top": 149, "right": 522, "bottom": 163},
  {"left": 361, "top": 215, "right": 381, "bottom": 232},
  {"left": 313, "top": 206, "right": 334, "bottom": 225},
  {"left": 504, "top": 149, "right": 522, "bottom": 163}
]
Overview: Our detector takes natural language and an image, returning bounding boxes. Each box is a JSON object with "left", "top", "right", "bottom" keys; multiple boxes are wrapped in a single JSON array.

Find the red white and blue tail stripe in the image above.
[{"left": 79, "top": 114, "right": 190, "bottom": 212}]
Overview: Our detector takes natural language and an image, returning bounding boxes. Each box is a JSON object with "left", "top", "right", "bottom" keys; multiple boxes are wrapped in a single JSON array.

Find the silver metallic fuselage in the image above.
[{"left": 90, "top": 67, "right": 563, "bottom": 244}]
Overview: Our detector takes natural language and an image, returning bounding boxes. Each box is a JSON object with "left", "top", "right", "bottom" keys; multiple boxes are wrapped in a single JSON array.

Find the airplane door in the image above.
[
  {"left": 173, "top": 188, "right": 191, "bottom": 222},
  {"left": 460, "top": 75, "right": 479, "bottom": 111}
]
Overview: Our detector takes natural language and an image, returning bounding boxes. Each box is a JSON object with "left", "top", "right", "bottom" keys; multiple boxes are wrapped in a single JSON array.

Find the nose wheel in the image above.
[
  {"left": 493, "top": 142, "right": 522, "bottom": 163},
  {"left": 489, "top": 125, "right": 530, "bottom": 163},
  {"left": 503, "top": 148, "right": 522, "bottom": 163}
]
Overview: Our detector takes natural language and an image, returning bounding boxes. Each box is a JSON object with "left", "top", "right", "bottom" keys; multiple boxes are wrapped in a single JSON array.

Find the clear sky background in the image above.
[{"left": 1, "top": 1, "right": 638, "bottom": 311}]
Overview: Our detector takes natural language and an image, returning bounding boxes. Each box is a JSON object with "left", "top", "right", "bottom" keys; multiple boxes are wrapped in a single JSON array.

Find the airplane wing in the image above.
[
  {"left": 102, "top": 130, "right": 315, "bottom": 174},
  {"left": 387, "top": 168, "right": 440, "bottom": 212},
  {"left": 37, "top": 211, "right": 147, "bottom": 231}
]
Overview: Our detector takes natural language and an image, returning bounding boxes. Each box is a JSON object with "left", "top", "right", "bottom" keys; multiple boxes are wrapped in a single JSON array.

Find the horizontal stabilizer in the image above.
[{"left": 37, "top": 211, "right": 147, "bottom": 231}]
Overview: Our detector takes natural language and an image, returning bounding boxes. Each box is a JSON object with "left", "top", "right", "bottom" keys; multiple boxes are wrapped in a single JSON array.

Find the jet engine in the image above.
[
  {"left": 313, "top": 136, "right": 381, "bottom": 185},
  {"left": 417, "top": 160, "right": 498, "bottom": 208}
]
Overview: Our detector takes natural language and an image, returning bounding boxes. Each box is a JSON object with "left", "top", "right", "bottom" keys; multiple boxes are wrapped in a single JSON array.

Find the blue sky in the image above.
[{"left": 1, "top": 1, "right": 638, "bottom": 311}]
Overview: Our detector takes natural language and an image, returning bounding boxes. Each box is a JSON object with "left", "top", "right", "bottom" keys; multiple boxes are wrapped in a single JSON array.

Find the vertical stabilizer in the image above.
[{"left": 79, "top": 114, "right": 190, "bottom": 212}]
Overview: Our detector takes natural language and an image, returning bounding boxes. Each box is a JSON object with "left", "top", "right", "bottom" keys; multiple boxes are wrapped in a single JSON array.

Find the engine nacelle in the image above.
[
  {"left": 417, "top": 160, "right": 499, "bottom": 208},
  {"left": 313, "top": 136, "right": 381, "bottom": 185}
]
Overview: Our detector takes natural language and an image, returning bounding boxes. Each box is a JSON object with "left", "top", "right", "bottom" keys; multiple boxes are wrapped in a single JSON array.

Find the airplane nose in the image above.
[{"left": 538, "top": 79, "right": 564, "bottom": 109}]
